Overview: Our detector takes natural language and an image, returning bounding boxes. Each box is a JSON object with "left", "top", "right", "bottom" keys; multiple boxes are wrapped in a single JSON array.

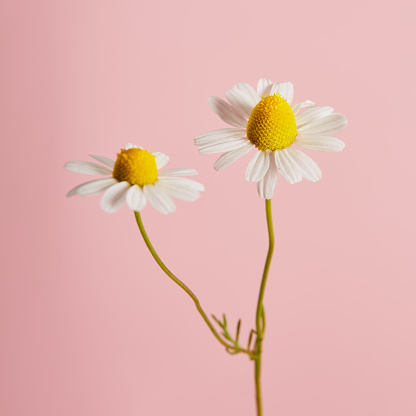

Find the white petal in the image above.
[
  {"left": 196, "top": 135, "right": 247, "bottom": 149},
  {"left": 153, "top": 152, "right": 169, "bottom": 169},
  {"left": 199, "top": 138, "right": 249, "bottom": 154},
  {"left": 235, "top": 82, "right": 260, "bottom": 106},
  {"left": 257, "top": 153, "right": 278, "bottom": 199},
  {"left": 194, "top": 128, "right": 246, "bottom": 146},
  {"left": 143, "top": 184, "right": 176, "bottom": 214},
  {"left": 155, "top": 181, "right": 201, "bottom": 202},
  {"left": 100, "top": 181, "right": 130, "bottom": 213},
  {"left": 224, "top": 90, "right": 252, "bottom": 119},
  {"left": 126, "top": 185, "right": 147, "bottom": 211},
  {"left": 295, "top": 135, "right": 345, "bottom": 152},
  {"left": 291, "top": 100, "right": 315, "bottom": 115},
  {"left": 125, "top": 143, "right": 142, "bottom": 150},
  {"left": 225, "top": 83, "right": 259, "bottom": 118},
  {"left": 295, "top": 106, "right": 334, "bottom": 128},
  {"left": 270, "top": 82, "right": 294, "bottom": 105},
  {"left": 257, "top": 78, "right": 273, "bottom": 97},
  {"left": 64, "top": 161, "right": 113, "bottom": 176},
  {"left": 297, "top": 113, "right": 348, "bottom": 135},
  {"left": 66, "top": 178, "right": 117, "bottom": 197},
  {"left": 159, "top": 168, "right": 198, "bottom": 176},
  {"left": 208, "top": 96, "right": 248, "bottom": 128},
  {"left": 158, "top": 176, "right": 205, "bottom": 192},
  {"left": 89, "top": 155, "right": 115, "bottom": 168},
  {"left": 213, "top": 142, "right": 254, "bottom": 171},
  {"left": 245, "top": 151, "right": 270, "bottom": 182},
  {"left": 285, "top": 148, "right": 322, "bottom": 182},
  {"left": 275, "top": 150, "right": 302, "bottom": 184}
]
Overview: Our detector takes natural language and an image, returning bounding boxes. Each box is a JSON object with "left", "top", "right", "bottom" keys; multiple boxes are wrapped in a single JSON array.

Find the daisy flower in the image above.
[
  {"left": 194, "top": 78, "right": 347, "bottom": 199},
  {"left": 65, "top": 143, "right": 204, "bottom": 214}
]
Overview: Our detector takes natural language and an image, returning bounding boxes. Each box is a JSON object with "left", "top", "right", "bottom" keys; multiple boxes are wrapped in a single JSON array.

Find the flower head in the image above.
[
  {"left": 65, "top": 143, "right": 204, "bottom": 214},
  {"left": 194, "top": 78, "right": 347, "bottom": 199}
]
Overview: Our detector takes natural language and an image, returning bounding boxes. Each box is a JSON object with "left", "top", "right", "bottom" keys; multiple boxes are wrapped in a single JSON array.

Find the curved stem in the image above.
[
  {"left": 134, "top": 211, "right": 250, "bottom": 355},
  {"left": 254, "top": 199, "right": 275, "bottom": 416}
]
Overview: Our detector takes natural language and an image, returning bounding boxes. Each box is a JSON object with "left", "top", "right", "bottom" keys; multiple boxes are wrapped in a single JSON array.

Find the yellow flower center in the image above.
[
  {"left": 112, "top": 148, "right": 158, "bottom": 186},
  {"left": 246, "top": 94, "right": 297, "bottom": 151}
]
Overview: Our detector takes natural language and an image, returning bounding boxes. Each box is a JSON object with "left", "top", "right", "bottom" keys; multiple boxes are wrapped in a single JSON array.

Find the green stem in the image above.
[
  {"left": 134, "top": 211, "right": 249, "bottom": 355},
  {"left": 254, "top": 199, "right": 275, "bottom": 416}
]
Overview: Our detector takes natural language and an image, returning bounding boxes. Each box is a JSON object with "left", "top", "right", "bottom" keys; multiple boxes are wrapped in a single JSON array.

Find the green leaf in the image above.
[
  {"left": 236, "top": 319, "right": 241, "bottom": 343},
  {"left": 212, "top": 314, "right": 222, "bottom": 327},
  {"left": 248, "top": 329, "right": 254, "bottom": 350}
]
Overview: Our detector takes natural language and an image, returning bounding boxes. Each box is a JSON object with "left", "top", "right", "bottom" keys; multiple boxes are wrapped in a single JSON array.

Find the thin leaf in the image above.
[
  {"left": 248, "top": 329, "right": 255, "bottom": 350},
  {"left": 212, "top": 314, "right": 223, "bottom": 328},
  {"left": 236, "top": 319, "right": 241, "bottom": 343},
  {"left": 223, "top": 332, "right": 230, "bottom": 341}
]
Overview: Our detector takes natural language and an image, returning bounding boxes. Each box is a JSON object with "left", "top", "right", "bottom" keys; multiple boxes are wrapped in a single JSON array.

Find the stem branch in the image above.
[{"left": 134, "top": 211, "right": 251, "bottom": 356}]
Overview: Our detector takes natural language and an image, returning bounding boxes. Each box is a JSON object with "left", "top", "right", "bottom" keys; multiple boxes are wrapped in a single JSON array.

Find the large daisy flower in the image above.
[
  {"left": 65, "top": 143, "right": 204, "bottom": 214},
  {"left": 194, "top": 78, "right": 347, "bottom": 199}
]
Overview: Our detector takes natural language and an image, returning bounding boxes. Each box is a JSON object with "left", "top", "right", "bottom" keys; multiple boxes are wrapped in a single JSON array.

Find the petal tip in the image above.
[{"left": 208, "top": 95, "right": 217, "bottom": 106}]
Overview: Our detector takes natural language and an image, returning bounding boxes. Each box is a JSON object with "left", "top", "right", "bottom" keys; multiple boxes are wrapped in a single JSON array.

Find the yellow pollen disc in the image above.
[
  {"left": 246, "top": 94, "right": 297, "bottom": 151},
  {"left": 112, "top": 148, "right": 158, "bottom": 186}
]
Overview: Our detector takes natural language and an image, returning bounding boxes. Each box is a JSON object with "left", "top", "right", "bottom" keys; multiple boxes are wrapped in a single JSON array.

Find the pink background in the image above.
[{"left": 1, "top": 0, "right": 415, "bottom": 415}]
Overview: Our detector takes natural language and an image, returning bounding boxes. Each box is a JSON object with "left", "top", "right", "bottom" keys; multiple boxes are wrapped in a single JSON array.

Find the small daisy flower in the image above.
[
  {"left": 194, "top": 78, "right": 347, "bottom": 199},
  {"left": 65, "top": 143, "right": 204, "bottom": 214}
]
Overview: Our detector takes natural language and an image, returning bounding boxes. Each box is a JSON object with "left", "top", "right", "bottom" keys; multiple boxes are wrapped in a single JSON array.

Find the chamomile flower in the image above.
[
  {"left": 65, "top": 143, "right": 204, "bottom": 214},
  {"left": 194, "top": 78, "right": 347, "bottom": 199}
]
